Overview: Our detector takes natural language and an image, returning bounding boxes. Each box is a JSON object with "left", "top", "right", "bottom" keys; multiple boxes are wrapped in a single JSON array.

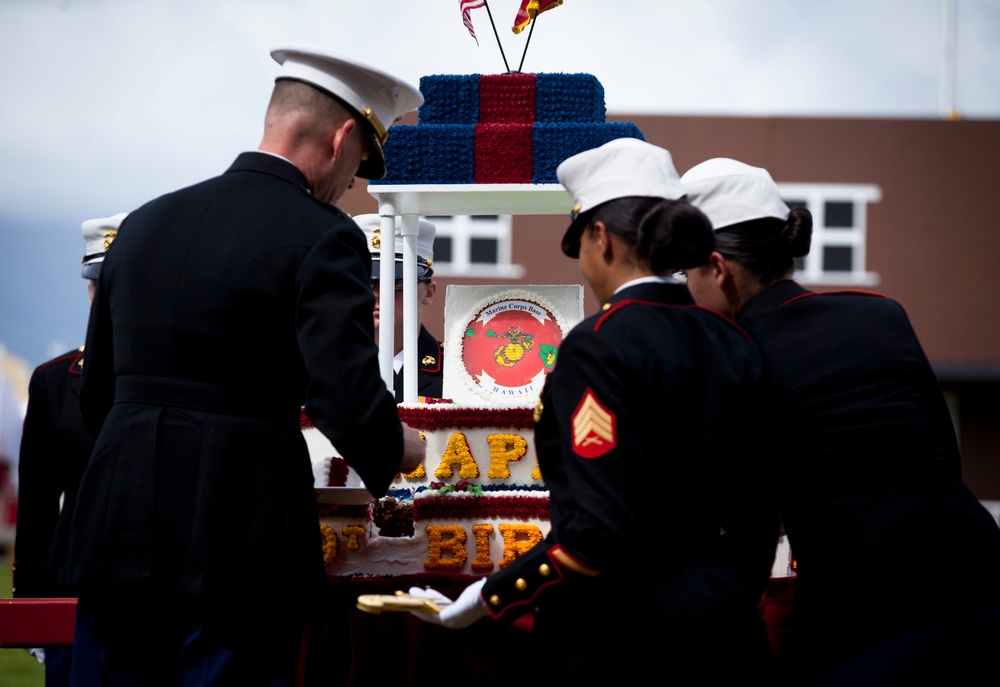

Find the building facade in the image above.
[{"left": 340, "top": 114, "right": 1000, "bottom": 499}]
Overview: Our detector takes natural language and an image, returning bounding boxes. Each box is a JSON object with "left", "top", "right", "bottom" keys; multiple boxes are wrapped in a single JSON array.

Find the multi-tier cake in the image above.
[
  {"left": 307, "top": 403, "right": 547, "bottom": 576},
  {"left": 370, "top": 72, "right": 645, "bottom": 185},
  {"left": 309, "top": 285, "right": 582, "bottom": 577},
  {"left": 311, "top": 72, "right": 640, "bottom": 578}
]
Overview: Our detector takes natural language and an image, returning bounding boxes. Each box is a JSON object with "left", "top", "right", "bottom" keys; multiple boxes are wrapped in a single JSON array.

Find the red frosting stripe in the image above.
[
  {"left": 478, "top": 72, "right": 536, "bottom": 124},
  {"left": 305, "top": 407, "right": 536, "bottom": 431},
  {"left": 474, "top": 72, "right": 536, "bottom": 183},
  {"left": 395, "top": 406, "right": 535, "bottom": 430},
  {"left": 475, "top": 123, "right": 534, "bottom": 183},
  {"left": 415, "top": 493, "right": 549, "bottom": 520}
]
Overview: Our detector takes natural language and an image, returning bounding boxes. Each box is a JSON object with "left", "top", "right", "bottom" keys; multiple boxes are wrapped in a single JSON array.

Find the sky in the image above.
[{"left": 1, "top": 0, "right": 999, "bottom": 369}]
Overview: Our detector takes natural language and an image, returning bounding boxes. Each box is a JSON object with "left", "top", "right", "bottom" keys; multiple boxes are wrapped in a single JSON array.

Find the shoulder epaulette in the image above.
[
  {"left": 780, "top": 289, "right": 888, "bottom": 307},
  {"left": 420, "top": 341, "right": 443, "bottom": 373},
  {"left": 35, "top": 347, "right": 84, "bottom": 375},
  {"left": 593, "top": 299, "right": 751, "bottom": 341}
]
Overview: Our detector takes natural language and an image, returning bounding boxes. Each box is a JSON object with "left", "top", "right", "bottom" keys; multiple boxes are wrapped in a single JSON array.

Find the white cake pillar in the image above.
[
  {"left": 368, "top": 183, "right": 575, "bottom": 402},
  {"left": 377, "top": 204, "right": 397, "bottom": 392},
  {"left": 400, "top": 213, "right": 420, "bottom": 403}
]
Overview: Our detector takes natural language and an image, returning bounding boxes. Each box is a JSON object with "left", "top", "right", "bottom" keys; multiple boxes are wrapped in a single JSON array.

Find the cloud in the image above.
[{"left": 1, "top": 0, "right": 998, "bottom": 364}]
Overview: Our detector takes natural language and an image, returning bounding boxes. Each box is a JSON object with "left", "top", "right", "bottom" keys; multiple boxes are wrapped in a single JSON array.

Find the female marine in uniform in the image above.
[
  {"left": 681, "top": 158, "right": 1000, "bottom": 685},
  {"left": 411, "top": 140, "right": 779, "bottom": 682}
]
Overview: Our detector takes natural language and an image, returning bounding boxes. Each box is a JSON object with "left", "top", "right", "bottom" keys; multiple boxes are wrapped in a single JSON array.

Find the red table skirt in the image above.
[
  {"left": 0, "top": 598, "right": 77, "bottom": 647},
  {"left": 0, "top": 576, "right": 798, "bottom": 684},
  {"left": 315, "top": 574, "right": 538, "bottom": 687}
]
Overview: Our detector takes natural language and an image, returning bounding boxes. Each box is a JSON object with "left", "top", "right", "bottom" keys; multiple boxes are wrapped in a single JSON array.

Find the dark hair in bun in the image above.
[
  {"left": 714, "top": 206, "right": 813, "bottom": 285},
  {"left": 585, "top": 196, "right": 715, "bottom": 274}
]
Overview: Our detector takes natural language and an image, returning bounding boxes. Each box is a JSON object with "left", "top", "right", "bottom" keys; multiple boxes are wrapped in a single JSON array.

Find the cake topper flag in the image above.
[
  {"left": 458, "top": 0, "right": 564, "bottom": 73},
  {"left": 460, "top": 0, "right": 487, "bottom": 45},
  {"left": 512, "top": 0, "right": 563, "bottom": 34}
]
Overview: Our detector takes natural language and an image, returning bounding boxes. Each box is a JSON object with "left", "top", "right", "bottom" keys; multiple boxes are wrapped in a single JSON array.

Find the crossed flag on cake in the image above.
[
  {"left": 461, "top": 0, "right": 563, "bottom": 45},
  {"left": 376, "top": 0, "right": 642, "bottom": 186},
  {"left": 512, "top": 0, "right": 563, "bottom": 34}
]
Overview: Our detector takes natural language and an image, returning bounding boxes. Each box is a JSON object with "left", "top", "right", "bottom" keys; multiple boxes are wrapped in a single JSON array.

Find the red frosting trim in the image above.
[
  {"left": 414, "top": 494, "right": 549, "bottom": 520},
  {"left": 302, "top": 406, "right": 535, "bottom": 431},
  {"left": 397, "top": 406, "right": 535, "bottom": 430}
]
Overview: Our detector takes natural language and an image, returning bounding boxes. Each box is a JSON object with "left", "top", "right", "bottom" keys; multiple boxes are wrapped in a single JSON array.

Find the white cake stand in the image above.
[{"left": 366, "top": 183, "right": 571, "bottom": 403}]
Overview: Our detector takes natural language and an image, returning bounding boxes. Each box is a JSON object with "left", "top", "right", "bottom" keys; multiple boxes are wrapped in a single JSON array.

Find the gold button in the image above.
[
  {"left": 601, "top": 303, "right": 611, "bottom": 310},
  {"left": 515, "top": 578, "right": 527, "bottom": 591},
  {"left": 489, "top": 594, "right": 501, "bottom": 606},
  {"left": 538, "top": 563, "right": 551, "bottom": 577}
]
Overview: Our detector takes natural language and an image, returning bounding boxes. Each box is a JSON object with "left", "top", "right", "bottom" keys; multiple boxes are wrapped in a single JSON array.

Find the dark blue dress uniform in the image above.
[
  {"left": 480, "top": 280, "right": 779, "bottom": 681},
  {"left": 14, "top": 347, "right": 90, "bottom": 686},
  {"left": 736, "top": 279, "right": 1000, "bottom": 683},
  {"left": 393, "top": 325, "right": 443, "bottom": 402},
  {"left": 14, "top": 347, "right": 90, "bottom": 600},
  {"left": 59, "top": 152, "right": 405, "bottom": 683}
]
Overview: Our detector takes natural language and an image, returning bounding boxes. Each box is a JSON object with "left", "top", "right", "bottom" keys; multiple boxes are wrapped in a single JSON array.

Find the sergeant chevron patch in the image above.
[{"left": 570, "top": 389, "right": 616, "bottom": 458}]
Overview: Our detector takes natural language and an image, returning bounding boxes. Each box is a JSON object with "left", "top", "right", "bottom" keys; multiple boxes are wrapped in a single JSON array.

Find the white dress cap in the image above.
[
  {"left": 556, "top": 138, "right": 685, "bottom": 257},
  {"left": 353, "top": 214, "right": 436, "bottom": 281},
  {"left": 271, "top": 45, "right": 424, "bottom": 180},
  {"left": 681, "top": 158, "right": 789, "bottom": 231},
  {"left": 81, "top": 212, "right": 128, "bottom": 280}
]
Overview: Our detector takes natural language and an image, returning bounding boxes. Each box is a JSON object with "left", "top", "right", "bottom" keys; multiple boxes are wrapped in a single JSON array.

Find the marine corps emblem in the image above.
[{"left": 461, "top": 298, "right": 563, "bottom": 400}]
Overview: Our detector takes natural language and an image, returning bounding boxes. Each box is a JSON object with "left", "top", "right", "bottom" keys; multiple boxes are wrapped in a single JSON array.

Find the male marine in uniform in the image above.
[
  {"left": 61, "top": 47, "right": 426, "bottom": 686},
  {"left": 355, "top": 214, "right": 443, "bottom": 401},
  {"left": 13, "top": 213, "right": 125, "bottom": 687}
]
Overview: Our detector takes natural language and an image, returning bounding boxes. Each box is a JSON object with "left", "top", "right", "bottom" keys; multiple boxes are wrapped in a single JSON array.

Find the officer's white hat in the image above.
[
  {"left": 353, "top": 214, "right": 435, "bottom": 281},
  {"left": 270, "top": 45, "right": 423, "bottom": 181},
  {"left": 81, "top": 212, "right": 128, "bottom": 280},
  {"left": 556, "top": 138, "right": 686, "bottom": 258},
  {"left": 681, "top": 158, "right": 789, "bottom": 231}
]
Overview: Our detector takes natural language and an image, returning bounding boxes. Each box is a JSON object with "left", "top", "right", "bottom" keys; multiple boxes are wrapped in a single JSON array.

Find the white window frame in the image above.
[
  {"left": 425, "top": 214, "right": 526, "bottom": 279},
  {"left": 776, "top": 183, "right": 882, "bottom": 287}
]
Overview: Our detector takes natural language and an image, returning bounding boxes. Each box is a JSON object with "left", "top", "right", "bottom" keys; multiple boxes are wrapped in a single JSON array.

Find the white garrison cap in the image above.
[
  {"left": 556, "top": 138, "right": 685, "bottom": 258},
  {"left": 353, "top": 214, "right": 436, "bottom": 280},
  {"left": 81, "top": 212, "right": 128, "bottom": 280},
  {"left": 681, "top": 158, "right": 789, "bottom": 231},
  {"left": 270, "top": 45, "right": 423, "bottom": 180}
]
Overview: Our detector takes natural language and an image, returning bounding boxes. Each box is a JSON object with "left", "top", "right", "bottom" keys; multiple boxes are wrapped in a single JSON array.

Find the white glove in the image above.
[{"left": 408, "top": 578, "right": 488, "bottom": 629}]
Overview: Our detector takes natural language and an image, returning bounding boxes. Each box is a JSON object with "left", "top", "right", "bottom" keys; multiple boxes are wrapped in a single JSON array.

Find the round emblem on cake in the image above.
[{"left": 461, "top": 297, "right": 563, "bottom": 400}]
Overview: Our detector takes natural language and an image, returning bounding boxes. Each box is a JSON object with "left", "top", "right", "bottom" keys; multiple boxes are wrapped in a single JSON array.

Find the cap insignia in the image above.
[
  {"left": 103, "top": 231, "right": 117, "bottom": 251},
  {"left": 371, "top": 227, "right": 381, "bottom": 249},
  {"left": 362, "top": 106, "right": 388, "bottom": 147}
]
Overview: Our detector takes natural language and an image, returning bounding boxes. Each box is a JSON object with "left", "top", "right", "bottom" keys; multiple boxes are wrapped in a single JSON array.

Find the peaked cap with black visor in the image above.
[
  {"left": 556, "top": 138, "right": 687, "bottom": 258},
  {"left": 270, "top": 46, "right": 424, "bottom": 180}
]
